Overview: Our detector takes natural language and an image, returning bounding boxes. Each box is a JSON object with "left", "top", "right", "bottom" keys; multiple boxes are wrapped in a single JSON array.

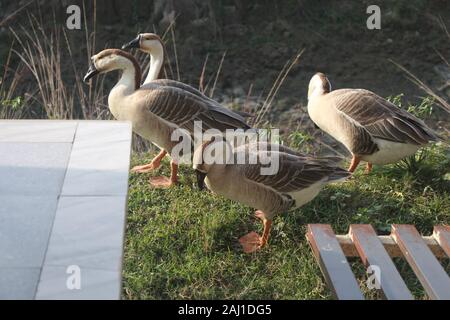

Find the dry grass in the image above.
[
  {"left": 0, "top": 1, "right": 34, "bottom": 119},
  {"left": 0, "top": 40, "right": 28, "bottom": 119},
  {"left": 253, "top": 49, "right": 304, "bottom": 127},
  {"left": 391, "top": 17, "right": 450, "bottom": 114},
  {"left": 2, "top": 1, "right": 302, "bottom": 130},
  {"left": 11, "top": 14, "right": 75, "bottom": 119},
  {"left": 3, "top": 0, "right": 108, "bottom": 121},
  {"left": 198, "top": 51, "right": 227, "bottom": 98}
]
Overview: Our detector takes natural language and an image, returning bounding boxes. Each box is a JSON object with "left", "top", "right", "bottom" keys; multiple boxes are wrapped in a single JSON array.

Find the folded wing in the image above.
[{"left": 331, "top": 89, "right": 440, "bottom": 145}]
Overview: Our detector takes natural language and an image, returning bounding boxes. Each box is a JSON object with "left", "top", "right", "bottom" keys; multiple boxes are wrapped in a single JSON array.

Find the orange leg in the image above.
[
  {"left": 239, "top": 210, "right": 273, "bottom": 253},
  {"left": 257, "top": 211, "right": 272, "bottom": 249},
  {"left": 170, "top": 161, "right": 178, "bottom": 184},
  {"left": 348, "top": 155, "right": 361, "bottom": 173},
  {"left": 365, "top": 162, "right": 373, "bottom": 174},
  {"left": 131, "top": 149, "right": 167, "bottom": 173},
  {"left": 149, "top": 160, "right": 178, "bottom": 188}
]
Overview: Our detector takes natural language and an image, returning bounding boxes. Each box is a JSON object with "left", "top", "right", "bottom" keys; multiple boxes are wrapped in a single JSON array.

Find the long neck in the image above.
[
  {"left": 113, "top": 70, "right": 138, "bottom": 97},
  {"left": 144, "top": 46, "right": 164, "bottom": 84},
  {"left": 108, "top": 59, "right": 141, "bottom": 118},
  {"left": 111, "top": 60, "right": 141, "bottom": 96}
]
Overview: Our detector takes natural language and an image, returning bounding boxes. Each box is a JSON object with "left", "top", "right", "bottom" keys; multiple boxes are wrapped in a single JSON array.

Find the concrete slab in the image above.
[
  {"left": 44, "top": 196, "right": 127, "bottom": 271},
  {"left": 35, "top": 266, "right": 121, "bottom": 300},
  {"left": 0, "top": 196, "right": 58, "bottom": 267},
  {"left": 0, "top": 120, "right": 132, "bottom": 300},
  {"left": 0, "top": 120, "right": 77, "bottom": 143},
  {"left": 0, "top": 142, "right": 72, "bottom": 196}
]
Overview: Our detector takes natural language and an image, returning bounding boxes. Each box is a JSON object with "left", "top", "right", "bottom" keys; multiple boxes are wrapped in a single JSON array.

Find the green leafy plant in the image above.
[
  {"left": 0, "top": 95, "right": 24, "bottom": 118},
  {"left": 395, "top": 147, "right": 431, "bottom": 176},
  {"left": 288, "top": 130, "right": 314, "bottom": 153},
  {"left": 1, "top": 96, "right": 23, "bottom": 110},
  {"left": 387, "top": 95, "right": 438, "bottom": 175},
  {"left": 406, "top": 96, "right": 435, "bottom": 119},
  {"left": 387, "top": 93, "right": 404, "bottom": 108}
]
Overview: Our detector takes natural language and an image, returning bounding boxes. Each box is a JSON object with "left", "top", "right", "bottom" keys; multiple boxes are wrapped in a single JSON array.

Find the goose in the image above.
[
  {"left": 122, "top": 33, "right": 240, "bottom": 102},
  {"left": 307, "top": 73, "right": 441, "bottom": 173},
  {"left": 121, "top": 33, "right": 252, "bottom": 175},
  {"left": 83, "top": 49, "right": 251, "bottom": 187},
  {"left": 193, "top": 139, "right": 350, "bottom": 253}
]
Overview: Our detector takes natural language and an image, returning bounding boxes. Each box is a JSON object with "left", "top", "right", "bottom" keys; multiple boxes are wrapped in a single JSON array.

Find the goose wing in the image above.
[
  {"left": 137, "top": 85, "right": 251, "bottom": 132},
  {"left": 330, "top": 89, "right": 439, "bottom": 145},
  {"left": 234, "top": 142, "right": 317, "bottom": 158},
  {"left": 235, "top": 149, "right": 350, "bottom": 194},
  {"left": 145, "top": 79, "right": 216, "bottom": 103},
  {"left": 144, "top": 79, "right": 253, "bottom": 118},
  {"left": 153, "top": 79, "right": 254, "bottom": 118}
]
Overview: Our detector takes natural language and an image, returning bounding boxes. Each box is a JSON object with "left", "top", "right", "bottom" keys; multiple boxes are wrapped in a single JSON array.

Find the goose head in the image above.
[
  {"left": 83, "top": 49, "right": 141, "bottom": 89},
  {"left": 193, "top": 138, "right": 233, "bottom": 190},
  {"left": 308, "top": 72, "right": 331, "bottom": 100},
  {"left": 122, "top": 33, "right": 164, "bottom": 54}
]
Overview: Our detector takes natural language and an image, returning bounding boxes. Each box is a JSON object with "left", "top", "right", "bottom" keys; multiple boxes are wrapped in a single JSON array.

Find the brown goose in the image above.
[
  {"left": 121, "top": 33, "right": 252, "bottom": 175},
  {"left": 193, "top": 140, "right": 350, "bottom": 253},
  {"left": 307, "top": 73, "right": 440, "bottom": 173},
  {"left": 83, "top": 49, "right": 251, "bottom": 187}
]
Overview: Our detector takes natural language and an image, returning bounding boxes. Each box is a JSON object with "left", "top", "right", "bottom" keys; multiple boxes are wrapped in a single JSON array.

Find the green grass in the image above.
[{"left": 123, "top": 143, "right": 450, "bottom": 300}]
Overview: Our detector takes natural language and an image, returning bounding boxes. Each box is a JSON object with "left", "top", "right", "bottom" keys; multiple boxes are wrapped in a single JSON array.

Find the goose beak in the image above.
[
  {"left": 196, "top": 170, "right": 207, "bottom": 191},
  {"left": 83, "top": 63, "right": 99, "bottom": 83},
  {"left": 122, "top": 35, "right": 141, "bottom": 50}
]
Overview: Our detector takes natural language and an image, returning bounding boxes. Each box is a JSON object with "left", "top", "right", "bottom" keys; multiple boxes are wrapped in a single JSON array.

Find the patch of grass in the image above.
[{"left": 123, "top": 143, "right": 449, "bottom": 300}]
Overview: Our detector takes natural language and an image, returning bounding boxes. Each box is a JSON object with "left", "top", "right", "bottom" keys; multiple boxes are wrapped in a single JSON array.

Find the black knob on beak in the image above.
[
  {"left": 83, "top": 63, "right": 99, "bottom": 83},
  {"left": 122, "top": 35, "right": 141, "bottom": 50}
]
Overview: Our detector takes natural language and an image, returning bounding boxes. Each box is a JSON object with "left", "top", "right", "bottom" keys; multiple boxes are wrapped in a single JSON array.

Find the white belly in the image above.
[
  {"left": 362, "top": 139, "right": 421, "bottom": 164},
  {"left": 287, "top": 182, "right": 323, "bottom": 209}
]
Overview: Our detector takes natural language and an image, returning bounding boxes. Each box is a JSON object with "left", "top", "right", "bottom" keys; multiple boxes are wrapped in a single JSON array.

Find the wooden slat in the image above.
[
  {"left": 335, "top": 234, "right": 446, "bottom": 258},
  {"left": 391, "top": 224, "right": 450, "bottom": 300},
  {"left": 349, "top": 225, "right": 413, "bottom": 300},
  {"left": 433, "top": 226, "right": 450, "bottom": 258},
  {"left": 306, "top": 224, "right": 364, "bottom": 300}
]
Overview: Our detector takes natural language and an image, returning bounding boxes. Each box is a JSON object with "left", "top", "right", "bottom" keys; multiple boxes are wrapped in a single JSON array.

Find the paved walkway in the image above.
[{"left": 0, "top": 120, "right": 132, "bottom": 299}]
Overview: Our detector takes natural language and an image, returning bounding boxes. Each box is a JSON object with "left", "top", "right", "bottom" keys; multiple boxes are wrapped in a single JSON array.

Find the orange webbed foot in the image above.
[
  {"left": 149, "top": 176, "right": 177, "bottom": 188},
  {"left": 239, "top": 232, "right": 262, "bottom": 253},
  {"left": 239, "top": 210, "right": 272, "bottom": 254},
  {"left": 131, "top": 162, "right": 160, "bottom": 173},
  {"left": 131, "top": 150, "right": 166, "bottom": 173}
]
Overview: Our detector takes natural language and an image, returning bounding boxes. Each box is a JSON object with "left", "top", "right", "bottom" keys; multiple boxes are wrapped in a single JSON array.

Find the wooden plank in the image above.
[
  {"left": 391, "top": 225, "right": 450, "bottom": 300},
  {"left": 336, "top": 234, "right": 446, "bottom": 258},
  {"left": 349, "top": 225, "right": 413, "bottom": 300},
  {"left": 306, "top": 224, "right": 364, "bottom": 300},
  {"left": 433, "top": 226, "right": 450, "bottom": 258}
]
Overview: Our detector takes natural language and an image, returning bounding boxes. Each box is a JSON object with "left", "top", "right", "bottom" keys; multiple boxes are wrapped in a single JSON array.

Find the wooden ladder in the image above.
[{"left": 306, "top": 224, "right": 450, "bottom": 300}]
